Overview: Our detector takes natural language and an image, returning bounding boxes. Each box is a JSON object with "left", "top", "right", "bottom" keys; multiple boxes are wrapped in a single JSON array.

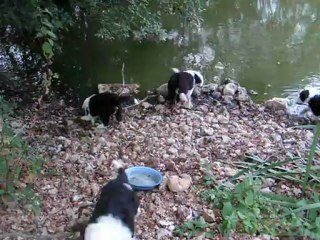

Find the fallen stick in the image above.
[{"left": 124, "top": 94, "right": 157, "bottom": 110}]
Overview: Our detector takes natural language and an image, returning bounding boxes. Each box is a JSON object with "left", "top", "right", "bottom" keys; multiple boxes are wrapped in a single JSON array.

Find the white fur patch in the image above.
[
  {"left": 179, "top": 93, "right": 188, "bottom": 102},
  {"left": 133, "top": 98, "right": 139, "bottom": 105},
  {"left": 81, "top": 115, "right": 93, "bottom": 121},
  {"left": 85, "top": 215, "right": 133, "bottom": 240},
  {"left": 185, "top": 70, "right": 204, "bottom": 87},
  {"left": 171, "top": 67, "right": 180, "bottom": 73},
  {"left": 123, "top": 183, "right": 133, "bottom": 191},
  {"left": 82, "top": 94, "right": 95, "bottom": 114},
  {"left": 136, "top": 207, "right": 141, "bottom": 218},
  {"left": 112, "top": 160, "right": 124, "bottom": 170}
]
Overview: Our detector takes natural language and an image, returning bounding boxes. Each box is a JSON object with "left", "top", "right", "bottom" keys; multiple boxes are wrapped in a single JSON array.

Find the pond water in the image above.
[{"left": 53, "top": 0, "right": 320, "bottom": 102}]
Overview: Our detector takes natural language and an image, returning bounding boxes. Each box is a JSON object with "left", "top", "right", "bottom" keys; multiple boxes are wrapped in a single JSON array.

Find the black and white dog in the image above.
[
  {"left": 297, "top": 88, "right": 320, "bottom": 116},
  {"left": 167, "top": 68, "right": 204, "bottom": 108},
  {"left": 81, "top": 92, "right": 139, "bottom": 127},
  {"left": 84, "top": 160, "right": 140, "bottom": 240}
]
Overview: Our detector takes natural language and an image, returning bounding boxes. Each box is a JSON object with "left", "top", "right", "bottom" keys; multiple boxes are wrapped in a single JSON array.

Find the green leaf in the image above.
[
  {"left": 245, "top": 191, "right": 255, "bottom": 206},
  {"left": 237, "top": 211, "right": 246, "bottom": 220},
  {"left": 222, "top": 201, "right": 233, "bottom": 217},
  {"left": 42, "top": 42, "right": 52, "bottom": 54},
  {"left": 185, "top": 221, "right": 194, "bottom": 230},
  {"left": 42, "top": 19, "right": 53, "bottom": 28},
  {"left": 205, "top": 231, "right": 215, "bottom": 238},
  {"left": 45, "top": 30, "right": 57, "bottom": 40},
  {"left": 48, "top": 38, "right": 54, "bottom": 46}
]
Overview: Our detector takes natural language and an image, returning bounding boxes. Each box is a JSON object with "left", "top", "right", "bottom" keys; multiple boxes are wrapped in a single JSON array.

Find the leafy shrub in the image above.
[
  {"left": 0, "top": 96, "right": 42, "bottom": 212},
  {"left": 175, "top": 216, "right": 215, "bottom": 239}
]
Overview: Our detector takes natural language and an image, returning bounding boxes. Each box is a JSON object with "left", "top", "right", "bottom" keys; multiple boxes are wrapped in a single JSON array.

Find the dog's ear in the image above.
[
  {"left": 194, "top": 73, "right": 203, "bottom": 86},
  {"left": 299, "top": 90, "right": 310, "bottom": 102}
]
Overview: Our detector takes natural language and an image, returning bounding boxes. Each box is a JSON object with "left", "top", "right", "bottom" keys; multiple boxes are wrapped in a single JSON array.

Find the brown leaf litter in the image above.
[{"left": 0, "top": 92, "right": 316, "bottom": 240}]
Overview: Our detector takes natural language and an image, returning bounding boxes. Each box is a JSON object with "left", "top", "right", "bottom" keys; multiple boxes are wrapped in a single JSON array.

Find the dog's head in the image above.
[
  {"left": 297, "top": 88, "right": 318, "bottom": 104},
  {"left": 185, "top": 70, "right": 204, "bottom": 87},
  {"left": 298, "top": 89, "right": 310, "bottom": 103}
]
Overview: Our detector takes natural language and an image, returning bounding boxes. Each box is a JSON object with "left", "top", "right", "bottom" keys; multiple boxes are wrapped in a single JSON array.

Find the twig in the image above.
[
  {"left": 124, "top": 94, "right": 157, "bottom": 110},
  {"left": 121, "top": 63, "right": 125, "bottom": 86}
]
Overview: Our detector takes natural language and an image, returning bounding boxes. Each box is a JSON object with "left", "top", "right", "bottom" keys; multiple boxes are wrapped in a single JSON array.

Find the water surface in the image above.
[{"left": 54, "top": 0, "right": 320, "bottom": 102}]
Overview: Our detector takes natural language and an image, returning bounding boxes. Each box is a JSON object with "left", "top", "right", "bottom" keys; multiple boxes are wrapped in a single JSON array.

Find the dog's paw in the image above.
[
  {"left": 81, "top": 115, "right": 92, "bottom": 121},
  {"left": 96, "top": 124, "right": 107, "bottom": 129}
]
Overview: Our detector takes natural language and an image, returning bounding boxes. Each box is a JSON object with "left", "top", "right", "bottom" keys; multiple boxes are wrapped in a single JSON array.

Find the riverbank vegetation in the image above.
[{"left": 0, "top": 0, "right": 205, "bottom": 72}]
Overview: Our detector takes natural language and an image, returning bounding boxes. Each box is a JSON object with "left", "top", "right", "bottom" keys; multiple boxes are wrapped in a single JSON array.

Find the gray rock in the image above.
[
  {"left": 217, "top": 115, "right": 229, "bottom": 124},
  {"left": 224, "top": 166, "right": 237, "bottom": 177},
  {"left": 265, "top": 98, "right": 288, "bottom": 111},
  {"left": 167, "top": 138, "right": 176, "bottom": 145},
  {"left": 211, "top": 91, "right": 222, "bottom": 100},
  {"left": 223, "top": 83, "right": 238, "bottom": 96},
  {"left": 202, "top": 83, "right": 218, "bottom": 93},
  {"left": 199, "top": 105, "right": 209, "bottom": 112},
  {"left": 271, "top": 133, "right": 282, "bottom": 142},
  {"left": 222, "top": 95, "right": 234, "bottom": 104},
  {"left": 155, "top": 104, "right": 165, "bottom": 111},
  {"left": 157, "top": 228, "right": 172, "bottom": 239},
  {"left": 157, "top": 95, "right": 166, "bottom": 103},
  {"left": 168, "top": 147, "right": 178, "bottom": 155},
  {"left": 192, "top": 87, "right": 201, "bottom": 97},
  {"left": 97, "top": 137, "right": 107, "bottom": 145},
  {"left": 141, "top": 102, "right": 152, "bottom": 109},
  {"left": 98, "top": 154, "right": 107, "bottom": 162},
  {"left": 261, "top": 187, "right": 272, "bottom": 193},
  {"left": 236, "top": 87, "right": 249, "bottom": 101},
  {"left": 263, "top": 178, "right": 275, "bottom": 187},
  {"left": 221, "top": 135, "right": 231, "bottom": 143},
  {"left": 203, "top": 127, "right": 214, "bottom": 136},
  {"left": 222, "top": 78, "right": 240, "bottom": 86},
  {"left": 156, "top": 83, "right": 168, "bottom": 97}
]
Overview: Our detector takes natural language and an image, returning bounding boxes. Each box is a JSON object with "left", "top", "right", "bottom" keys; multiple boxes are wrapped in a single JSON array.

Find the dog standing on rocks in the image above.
[
  {"left": 297, "top": 88, "right": 320, "bottom": 116},
  {"left": 167, "top": 68, "right": 204, "bottom": 108},
  {"left": 81, "top": 92, "right": 139, "bottom": 127},
  {"left": 84, "top": 160, "right": 140, "bottom": 240}
]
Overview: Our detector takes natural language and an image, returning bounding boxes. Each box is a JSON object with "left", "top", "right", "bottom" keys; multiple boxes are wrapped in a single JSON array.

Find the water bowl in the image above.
[{"left": 125, "top": 166, "right": 163, "bottom": 191}]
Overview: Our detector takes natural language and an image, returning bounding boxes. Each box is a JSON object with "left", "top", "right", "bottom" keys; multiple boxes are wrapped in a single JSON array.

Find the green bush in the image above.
[{"left": 0, "top": 96, "right": 42, "bottom": 213}]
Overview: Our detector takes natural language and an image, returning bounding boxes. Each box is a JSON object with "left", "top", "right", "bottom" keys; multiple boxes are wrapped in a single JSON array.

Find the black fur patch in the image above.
[
  {"left": 167, "top": 72, "right": 194, "bottom": 104},
  {"left": 194, "top": 74, "right": 202, "bottom": 85},
  {"left": 308, "top": 95, "right": 320, "bottom": 116},
  {"left": 87, "top": 92, "right": 136, "bottom": 126},
  {"left": 299, "top": 90, "right": 310, "bottom": 102}
]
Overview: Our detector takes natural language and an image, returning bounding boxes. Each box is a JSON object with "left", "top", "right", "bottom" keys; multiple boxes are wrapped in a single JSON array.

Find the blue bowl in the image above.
[{"left": 125, "top": 166, "right": 163, "bottom": 191}]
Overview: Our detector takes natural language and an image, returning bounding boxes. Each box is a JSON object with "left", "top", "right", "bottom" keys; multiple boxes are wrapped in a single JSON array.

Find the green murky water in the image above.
[{"left": 54, "top": 0, "right": 320, "bottom": 102}]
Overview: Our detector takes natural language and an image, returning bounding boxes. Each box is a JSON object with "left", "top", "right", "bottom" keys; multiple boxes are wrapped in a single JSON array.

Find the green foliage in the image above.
[
  {"left": 174, "top": 216, "right": 215, "bottom": 239},
  {"left": 0, "top": 0, "right": 206, "bottom": 63},
  {"left": 0, "top": 96, "right": 43, "bottom": 213},
  {"left": 200, "top": 175, "right": 320, "bottom": 238},
  {"left": 204, "top": 177, "right": 276, "bottom": 236},
  {"left": 303, "top": 123, "right": 320, "bottom": 191},
  {"left": 94, "top": 0, "right": 205, "bottom": 41},
  {"left": 0, "top": 1, "right": 73, "bottom": 61}
]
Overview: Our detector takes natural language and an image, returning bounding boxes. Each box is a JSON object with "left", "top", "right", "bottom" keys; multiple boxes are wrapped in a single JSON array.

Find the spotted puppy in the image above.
[
  {"left": 81, "top": 92, "right": 139, "bottom": 127},
  {"left": 84, "top": 160, "right": 140, "bottom": 240},
  {"left": 167, "top": 68, "right": 204, "bottom": 108},
  {"left": 297, "top": 88, "right": 320, "bottom": 116}
]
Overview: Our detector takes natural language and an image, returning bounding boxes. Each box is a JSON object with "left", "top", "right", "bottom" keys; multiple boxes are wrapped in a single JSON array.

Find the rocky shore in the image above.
[{"left": 0, "top": 82, "right": 315, "bottom": 240}]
